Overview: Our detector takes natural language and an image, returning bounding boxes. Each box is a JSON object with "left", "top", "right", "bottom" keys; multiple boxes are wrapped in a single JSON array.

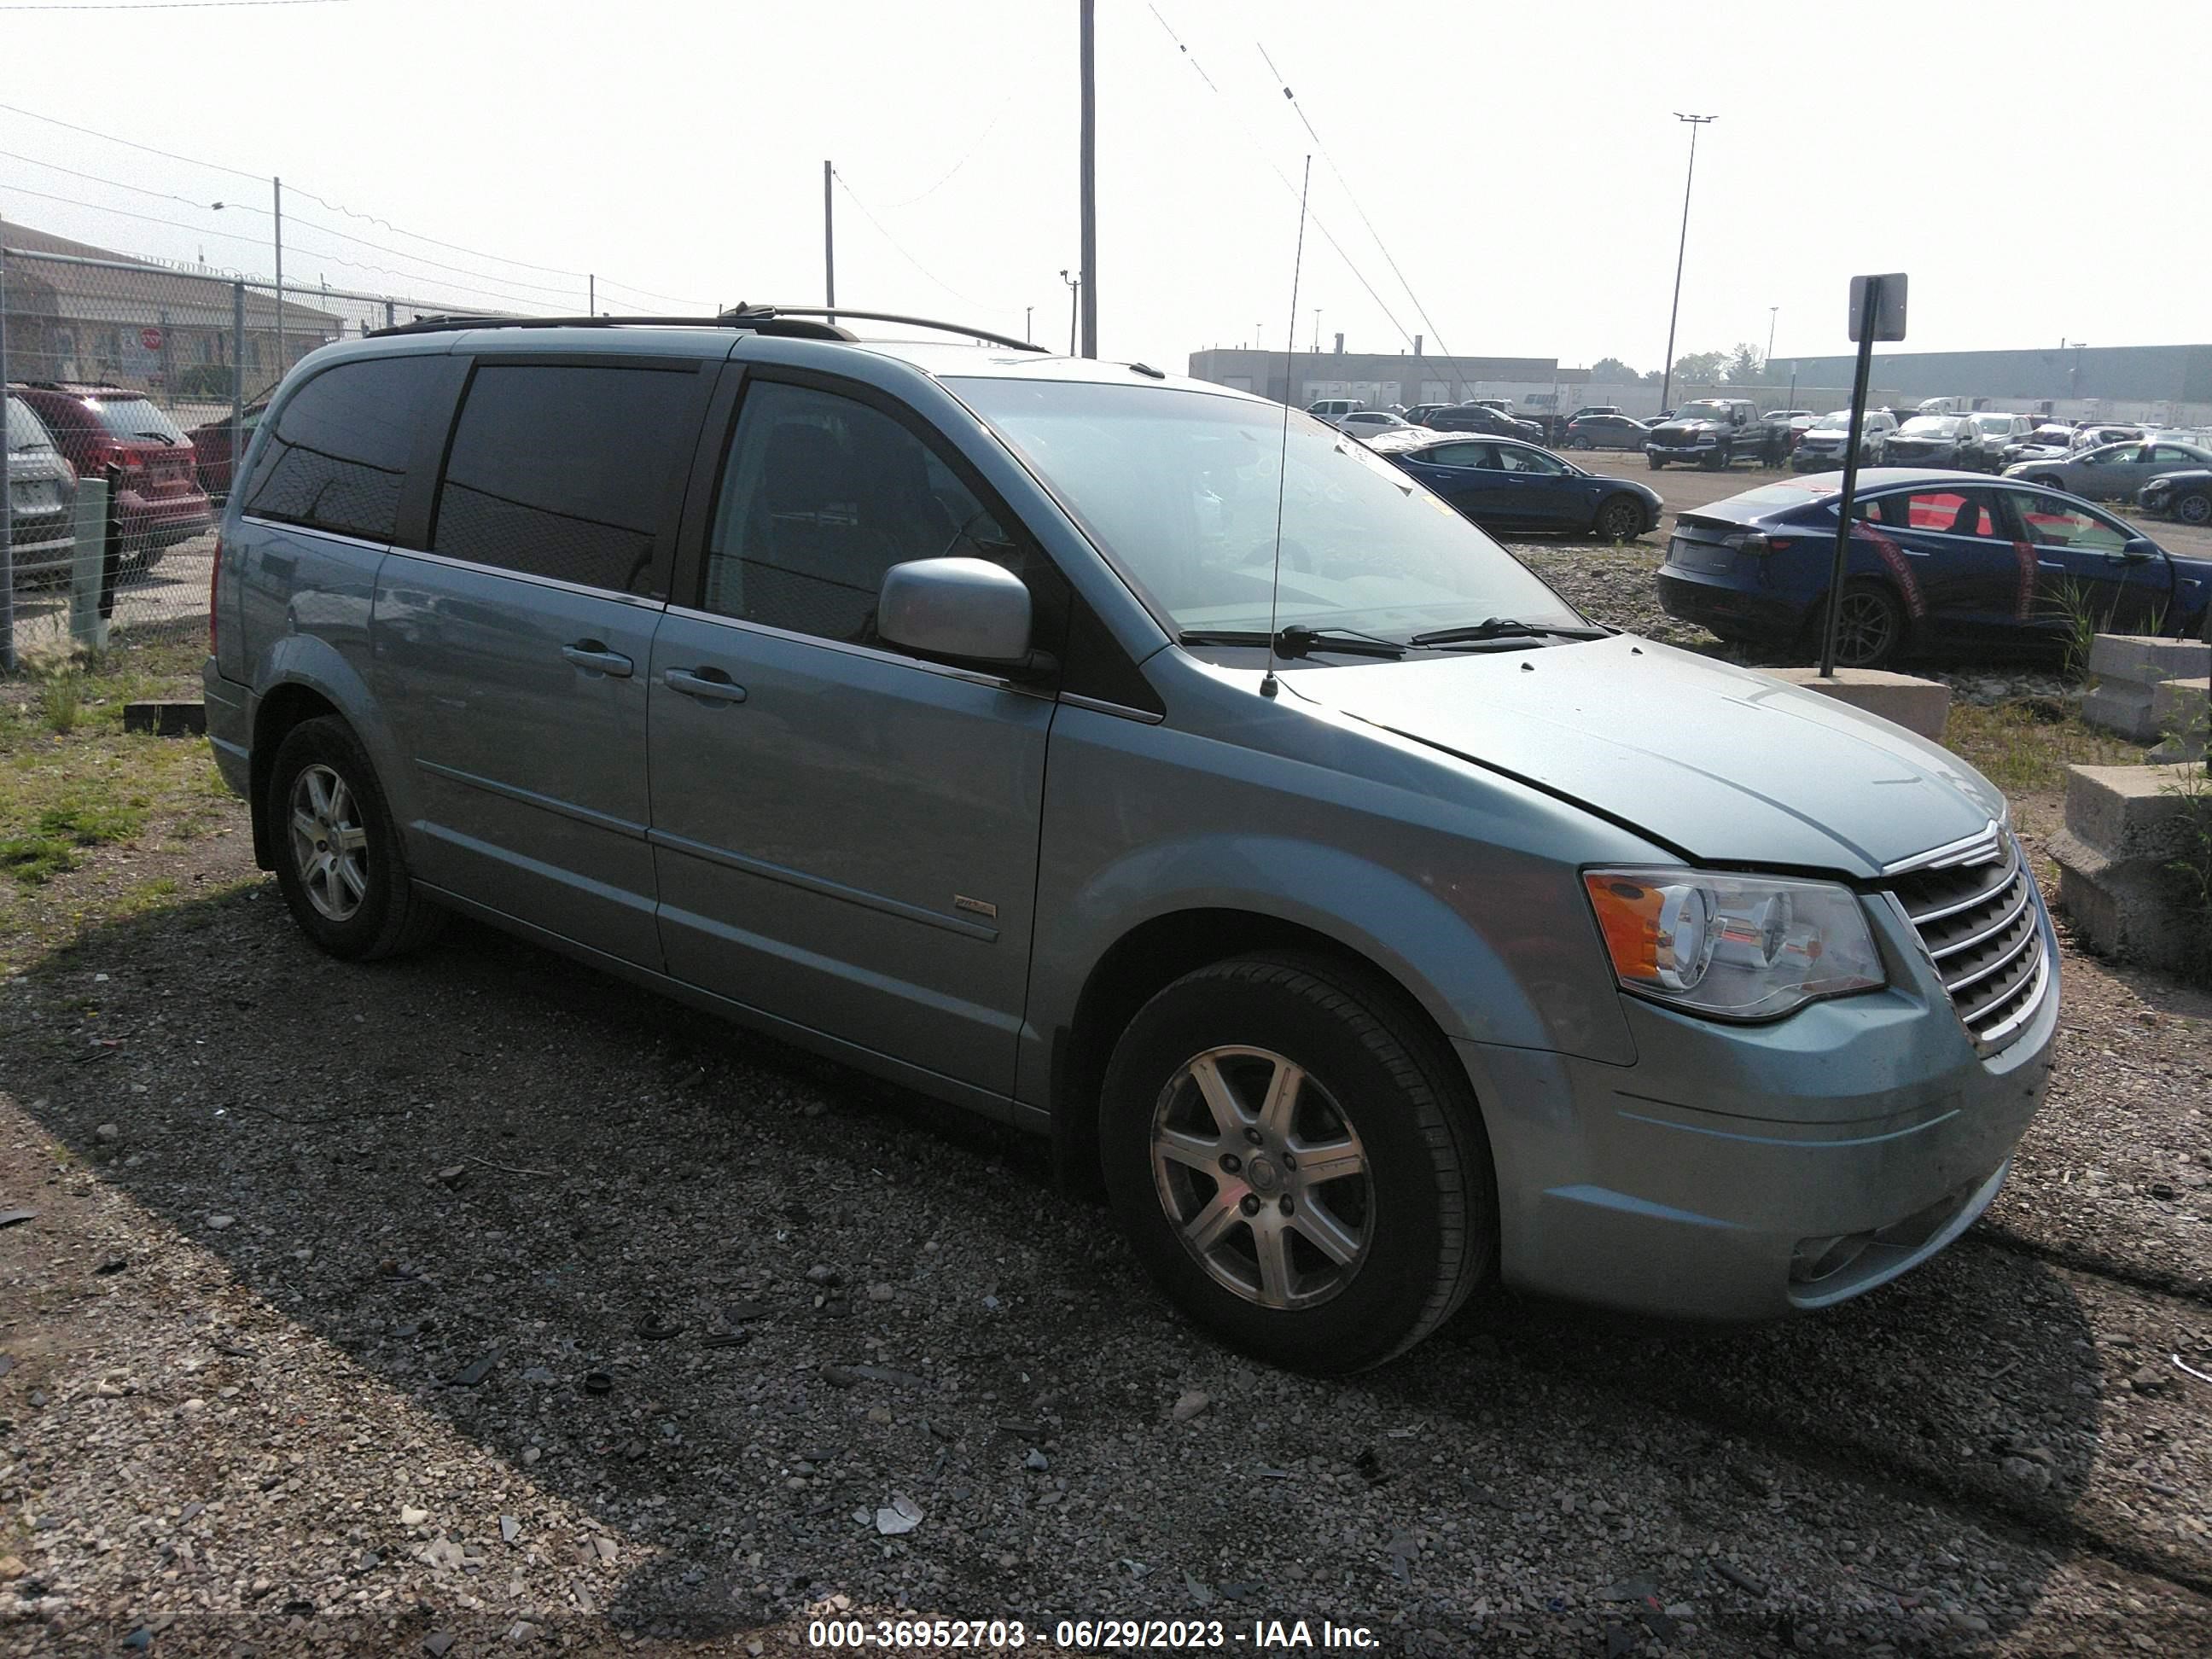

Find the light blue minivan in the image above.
[{"left": 202, "top": 310, "right": 2057, "bottom": 1371}]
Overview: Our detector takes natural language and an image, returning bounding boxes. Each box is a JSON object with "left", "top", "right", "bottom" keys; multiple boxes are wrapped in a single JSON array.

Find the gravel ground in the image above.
[{"left": 3, "top": 579, "right": 2209, "bottom": 1657}]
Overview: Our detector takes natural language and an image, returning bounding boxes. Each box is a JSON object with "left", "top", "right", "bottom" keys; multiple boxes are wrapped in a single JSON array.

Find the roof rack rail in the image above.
[{"left": 368, "top": 304, "right": 1047, "bottom": 354}]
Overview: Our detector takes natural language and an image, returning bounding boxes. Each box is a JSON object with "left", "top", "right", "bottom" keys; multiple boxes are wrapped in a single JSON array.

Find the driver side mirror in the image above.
[
  {"left": 2119, "top": 536, "right": 2159, "bottom": 563},
  {"left": 877, "top": 557, "right": 1049, "bottom": 675}
]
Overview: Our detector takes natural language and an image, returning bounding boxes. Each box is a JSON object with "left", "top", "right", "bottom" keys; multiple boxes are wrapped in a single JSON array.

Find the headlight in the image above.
[{"left": 1583, "top": 868, "right": 1885, "bottom": 1020}]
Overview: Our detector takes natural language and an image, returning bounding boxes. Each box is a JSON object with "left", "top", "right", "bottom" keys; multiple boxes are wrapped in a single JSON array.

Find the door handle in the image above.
[
  {"left": 664, "top": 667, "right": 748, "bottom": 704},
  {"left": 562, "top": 641, "right": 634, "bottom": 678}
]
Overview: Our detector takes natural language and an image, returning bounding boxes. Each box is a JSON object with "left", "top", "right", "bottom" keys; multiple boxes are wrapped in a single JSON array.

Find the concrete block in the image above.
[
  {"left": 123, "top": 701, "right": 206, "bottom": 738},
  {"left": 2085, "top": 633, "right": 2211, "bottom": 684},
  {"left": 1760, "top": 667, "right": 1949, "bottom": 741},
  {"left": 2083, "top": 681, "right": 2160, "bottom": 742},
  {"left": 2148, "top": 678, "right": 2210, "bottom": 764},
  {"left": 2050, "top": 762, "right": 2211, "bottom": 969}
]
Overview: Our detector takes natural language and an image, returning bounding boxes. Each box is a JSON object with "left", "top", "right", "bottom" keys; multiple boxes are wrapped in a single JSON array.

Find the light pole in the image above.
[
  {"left": 1025, "top": 306, "right": 1033, "bottom": 344},
  {"left": 1766, "top": 306, "right": 1778, "bottom": 378},
  {"left": 1311, "top": 308, "right": 1321, "bottom": 354},
  {"left": 2064, "top": 339, "right": 2087, "bottom": 405},
  {"left": 1658, "top": 113, "right": 1715, "bottom": 416},
  {"left": 1077, "top": 0, "right": 1097, "bottom": 358},
  {"left": 1059, "top": 270, "right": 1080, "bottom": 356}
]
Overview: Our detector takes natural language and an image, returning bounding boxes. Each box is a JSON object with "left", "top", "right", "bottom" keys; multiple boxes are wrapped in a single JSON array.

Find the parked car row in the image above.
[{"left": 4, "top": 381, "right": 223, "bottom": 585}]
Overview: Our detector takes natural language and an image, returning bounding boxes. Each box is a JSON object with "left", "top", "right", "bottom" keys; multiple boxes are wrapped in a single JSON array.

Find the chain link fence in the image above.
[{"left": 3, "top": 242, "right": 541, "bottom": 669}]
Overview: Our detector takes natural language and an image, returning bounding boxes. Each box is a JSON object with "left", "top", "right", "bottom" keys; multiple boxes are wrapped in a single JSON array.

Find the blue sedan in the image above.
[
  {"left": 1365, "top": 430, "right": 1662, "bottom": 540},
  {"left": 1655, "top": 469, "right": 2212, "bottom": 669}
]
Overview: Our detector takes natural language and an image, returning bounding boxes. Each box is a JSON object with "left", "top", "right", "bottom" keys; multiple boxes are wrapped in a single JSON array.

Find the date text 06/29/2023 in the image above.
[{"left": 804, "top": 1616, "right": 1382, "bottom": 1650}]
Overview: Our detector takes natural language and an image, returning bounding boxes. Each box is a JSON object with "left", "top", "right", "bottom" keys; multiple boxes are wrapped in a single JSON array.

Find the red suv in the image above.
[{"left": 8, "top": 382, "right": 214, "bottom": 567}]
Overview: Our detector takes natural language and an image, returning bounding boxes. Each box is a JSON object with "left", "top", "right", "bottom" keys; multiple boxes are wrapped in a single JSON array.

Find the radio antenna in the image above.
[{"left": 1260, "top": 153, "right": 1313, "bottom": 701}]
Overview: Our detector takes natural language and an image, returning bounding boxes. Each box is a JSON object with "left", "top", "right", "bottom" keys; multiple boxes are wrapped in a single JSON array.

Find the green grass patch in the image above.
[
  {"left": 1, "top": 635, "right": 244, "bottom": 968},
  {"left": 1943, "top": 697, "right": 2144, "bottom": 794}
]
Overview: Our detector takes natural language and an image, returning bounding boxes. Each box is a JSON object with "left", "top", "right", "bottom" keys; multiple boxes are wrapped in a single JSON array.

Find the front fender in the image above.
[{"left": 1033, "top": 831, "right": 1618, "bottom": 1062}]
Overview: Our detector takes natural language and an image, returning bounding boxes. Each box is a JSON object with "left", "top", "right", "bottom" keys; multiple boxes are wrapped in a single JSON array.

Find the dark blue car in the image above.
[
  {"left": 1656, "top": 469, "right": 2212, "bottom": 668},
  {"left": 1365, "top": 430, "right": 1662, "bottom": 540}
]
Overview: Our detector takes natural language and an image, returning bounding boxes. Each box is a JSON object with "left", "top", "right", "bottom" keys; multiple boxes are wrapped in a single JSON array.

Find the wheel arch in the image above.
[
  {"left": 1049, "top": 906, "right": 1487, "bottom": 1198},
  {"left": 245, "top": 638, "right": 415, "bottom": 871}
]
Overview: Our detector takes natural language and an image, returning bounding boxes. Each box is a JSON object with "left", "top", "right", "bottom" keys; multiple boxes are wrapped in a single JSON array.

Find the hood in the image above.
[
  {"left": 1293, "top": 637, "right": 2002, "bottom": 876},
  {"left": 1655, "top": 417, "right": 1726, "bottom": 436}
]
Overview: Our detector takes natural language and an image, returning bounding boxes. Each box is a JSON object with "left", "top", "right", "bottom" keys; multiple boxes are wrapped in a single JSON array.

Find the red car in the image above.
[
  {"left": 7, "top": 382, "right": 214, "bottom": 566},
  {"left": 184, "top": 400, "right": 268, "bottom": 499}
]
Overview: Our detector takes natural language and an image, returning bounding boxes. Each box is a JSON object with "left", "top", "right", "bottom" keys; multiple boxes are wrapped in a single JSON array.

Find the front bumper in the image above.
[
  {"left": 1646, "top": 440, "right": 1724, "bottom": 463},
  {"left": 1457, "top": 891, "right": 2058, "bottom": 1319}
]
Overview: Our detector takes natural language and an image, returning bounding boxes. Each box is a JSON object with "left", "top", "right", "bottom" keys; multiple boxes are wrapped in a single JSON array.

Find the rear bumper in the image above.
[
  {"left": 1457, "top": 899, "right": 2058, "bottom": 1319},
  {"left": 115, "top": 488, "right": 216, "bottom": 548},
  {"left": 201, "top": 658, "right": 253, "bottom": 800},
  {"left": 1655, "top": 567, "right": 1807, "bottom": 639}
]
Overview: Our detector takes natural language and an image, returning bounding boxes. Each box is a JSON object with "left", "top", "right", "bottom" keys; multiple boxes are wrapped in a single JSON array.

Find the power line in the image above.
[
  {"left": 831, "top": 169, "right": 1016, "bottom": 320},
  {"left": 0, "top": 145, "right": 583, "bottom": 301},
  {"left": 1254, "top": 39, "right": 1459, "bottom": 361},
  {"left": 0, "top": 182, "right": 558, "bottom": 311},
  {"left": 877, "top": 89, "right": 1016, "bottom": 209},
  {"left": 0, "top": 98, "right": 707, "bottom": 307},
  {"left": 0, "top": 0, "right": 345, "bottom": 10}
]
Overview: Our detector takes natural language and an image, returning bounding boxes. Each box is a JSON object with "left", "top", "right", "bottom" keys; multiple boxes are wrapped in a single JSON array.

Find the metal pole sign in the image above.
[{"left": 1819, "top": 272, "right": 1907, "bottom": 678}]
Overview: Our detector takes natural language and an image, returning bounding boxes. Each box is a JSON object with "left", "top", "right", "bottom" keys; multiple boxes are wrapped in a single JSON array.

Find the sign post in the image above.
[{"left": 1819, "top": 272, "right": 1907, "bottom": 678}]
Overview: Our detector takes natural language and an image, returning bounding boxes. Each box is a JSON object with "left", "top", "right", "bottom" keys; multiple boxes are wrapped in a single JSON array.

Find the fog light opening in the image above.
[{"left": 1790, "top": 1231, "right": 1874, "bottom": 1285}]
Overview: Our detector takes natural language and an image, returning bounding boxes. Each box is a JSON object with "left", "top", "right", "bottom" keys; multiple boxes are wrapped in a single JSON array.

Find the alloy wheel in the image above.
[
  {"left": 1835, "top": 590, "right": 1898, "bottom": 667},
  {"left": 1149, "top": 1045, "right": 1372, "bottom": 1311},
  {"left": 2178, "top": 492, "right": 2212, "bottom": 527},
  {"left": 288, "top": 763, "right": 370, "bottom": 923}
]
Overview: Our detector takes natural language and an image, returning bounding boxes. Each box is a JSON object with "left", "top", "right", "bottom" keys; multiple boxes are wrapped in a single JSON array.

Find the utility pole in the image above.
[
  {"left": 1077, "top": 0, "right": 1097, "bottom": 357},
  {"left": 1766, "top": 306, "right": 1778, "bottom": 375},
  {"left": 272, "top": 175, "right": 283, "bottom": 374},
  {"left": 824, "top": 160, "right": 836, "bottom": 326},
  {"left": 589, "top": 274, "right": 595, "bottom": 315},
  {"left": 1311, "top": 308, "right": 1320, "bottom": 353},
  {"left": 1658, "top": 114, "right": 1714, "bottom": 416},
  {"left": 1060, "top": 269, "right": 1080, "bottom": 356}
]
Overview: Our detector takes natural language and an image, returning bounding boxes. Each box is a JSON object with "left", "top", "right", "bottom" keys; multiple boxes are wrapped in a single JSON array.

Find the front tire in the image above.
[
  {"left": 1100, "top": 953, "right": 1493, "bottom": 1373},
  {"left": 1593, "top": 495, "right": 1646, "bottom": 541},
  {"left": 1647, "top": 456, "right": 1666, "bottom": 470},
  {"left": 266, "top": 716, "right": 445, "bottom": 960},
  {"left": 2174, "top": 491, "right": 2212, "bottom": 527}
]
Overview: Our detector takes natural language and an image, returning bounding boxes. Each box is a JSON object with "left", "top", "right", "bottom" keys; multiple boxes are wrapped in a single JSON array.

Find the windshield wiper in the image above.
[
  {"left": 1407, "top": 617, "right": 1610, "bottom": 647},
  {"left": 1178, "top": 625, "right": 1406, "bottom": 660}
]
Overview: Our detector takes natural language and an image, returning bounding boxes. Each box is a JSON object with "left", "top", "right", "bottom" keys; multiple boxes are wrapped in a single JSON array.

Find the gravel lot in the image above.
[{"left": 3, "top": 560, "right": 2210, "bottom": 1657}]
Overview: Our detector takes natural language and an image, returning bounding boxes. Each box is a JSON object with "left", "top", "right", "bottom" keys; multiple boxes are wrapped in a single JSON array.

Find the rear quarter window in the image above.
[{"left": 242, "top": 355, "right": 445, "bottom": 542}]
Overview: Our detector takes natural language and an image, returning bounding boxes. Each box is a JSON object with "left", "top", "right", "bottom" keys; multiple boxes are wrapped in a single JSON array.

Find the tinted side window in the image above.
[
  {"left": 1902, "top": 489, "right": 2000, "bottom": 537},
  {"left": 431, "top": 363, "right": 699, "bottom": 595},
  {"left": 242, "top": 356, "right": 442, "bottom": 541},
  {"left": 703, "top": 380, "right": 1066, "bottom": 649}
]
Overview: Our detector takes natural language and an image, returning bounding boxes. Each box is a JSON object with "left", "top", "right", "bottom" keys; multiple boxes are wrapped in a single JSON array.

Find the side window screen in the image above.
[
  {"left": 242, "top": 355, "right": 442, "bottom": 542},
  {"left": 432, "top": 364, "right": 697, "bottom": 594},
  {"left": 1904, "top": 490, "right": 2000, "bottom": 537},
  {"left": 703, "top": 381, "right": 1065, "bottom": 648}
]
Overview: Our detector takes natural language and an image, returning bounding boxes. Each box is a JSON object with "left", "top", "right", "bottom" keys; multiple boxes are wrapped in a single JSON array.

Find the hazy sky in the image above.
[{"left": 2, "top": 0, "right": 2203, "bottom": 375}]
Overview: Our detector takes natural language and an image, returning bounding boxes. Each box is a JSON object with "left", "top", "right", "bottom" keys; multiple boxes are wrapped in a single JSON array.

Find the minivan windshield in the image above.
[{"left": 952, "top": 379, "right": 1587, "bottom": 641}]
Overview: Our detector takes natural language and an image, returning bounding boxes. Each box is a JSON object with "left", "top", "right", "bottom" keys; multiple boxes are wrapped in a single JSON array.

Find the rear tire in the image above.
[
  {"left": 1812, "top": 579, "right": 1908, "bottom": 671},
  {"left": 265, "top": 716, "right": 445, "bottom": 961},
  {"left": 1100, "top": 952, "right": 1493, "bottom": 1374},
  {"left": 2174, "top": 491, "right": 2212, "bottom": 527}
]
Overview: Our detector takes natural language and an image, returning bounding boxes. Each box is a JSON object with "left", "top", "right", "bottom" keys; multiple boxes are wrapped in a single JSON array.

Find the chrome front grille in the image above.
[{"left": 1883, "top": 833, "right": 2050, "bottom": 1054}]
